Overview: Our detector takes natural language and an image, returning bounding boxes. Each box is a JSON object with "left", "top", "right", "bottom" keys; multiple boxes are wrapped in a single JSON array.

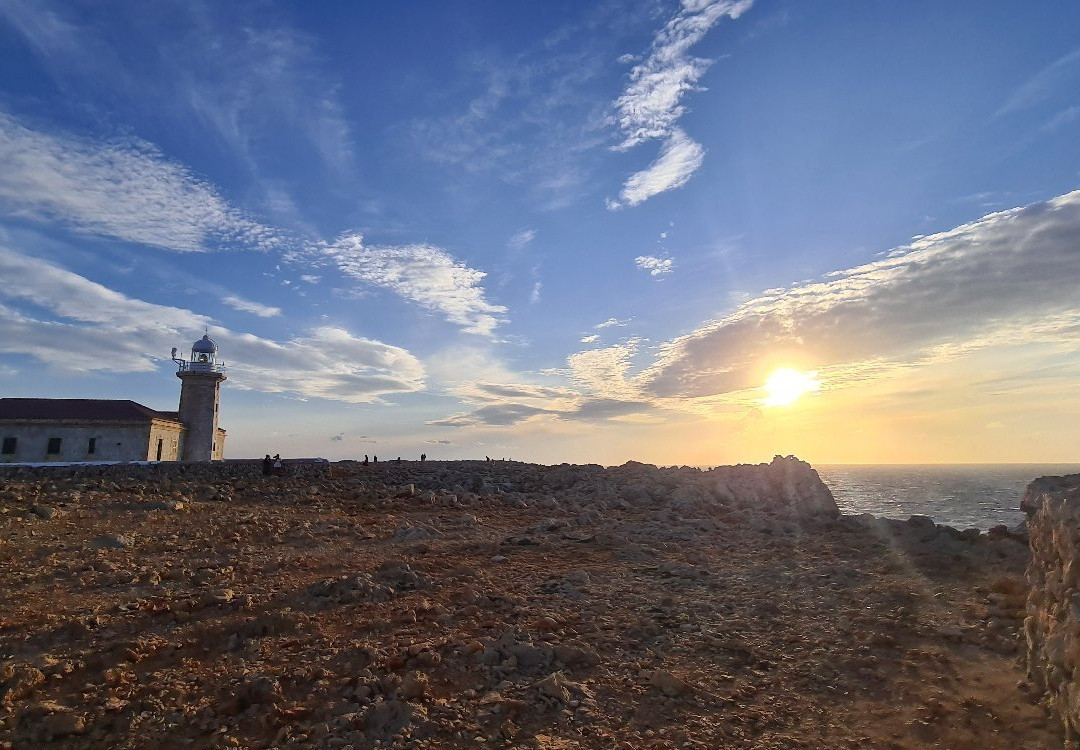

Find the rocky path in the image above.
[{"left": 0, "top": 459, "right": 1061, "bottom": 748}]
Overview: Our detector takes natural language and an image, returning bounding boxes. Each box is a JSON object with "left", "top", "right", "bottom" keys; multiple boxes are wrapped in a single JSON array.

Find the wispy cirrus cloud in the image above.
[
  {"left": 635, "top": 253, "right": 675, "bottom": 276},
  {"left": 615, "top": 128, "right": 705, "bottom": 207},
  {"left": 0, "top": 111, "right": 281, "bottom": 253},
  {"left": 612, "top": 0, "right": 753, "bottom": 150},
  {"left": 0, "top": 111, "right": 507, "bottom": 336},
  {"left": 0, "top": 1, "right": 353, "bottom": 179},
  {"left": 508, "top": 228, "right": 537, "bottom": 249},
  {"left": 222, "top": 295, "right": 282, "bottom": 318},
  {"left": 643, "top": 190, "right": 1080, "bottom": 399},
  {"left": 0, "top": 244, "right": 423, "bottom": 403},
  {"left": 609, "top": 0, "right": 752, "bottom": 207},
  {"left": 407, "top": 4, "right": 661, "bottom": 210},
  {"left": 995, "top": 48, "right": 1080, "bottom": 118},
  {"left": 317, "top": 233, "right": 507, "bottom": 336}
]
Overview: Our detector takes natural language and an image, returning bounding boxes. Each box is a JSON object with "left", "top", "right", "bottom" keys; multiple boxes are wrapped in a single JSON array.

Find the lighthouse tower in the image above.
[{"left": 172, "top": 334, "right": 226, "bottom": 461}]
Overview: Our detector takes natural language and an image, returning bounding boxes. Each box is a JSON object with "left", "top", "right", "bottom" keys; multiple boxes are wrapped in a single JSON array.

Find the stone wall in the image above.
[
  {"left": 0, "top": 421, "right": 153, "bottom": 463},
  {"left": 0, "top": 457, "right": 330, "bottom": 482},
  {"left": 176, "top": 372, "right": 224, "bottom": 461},
  {"left": 148, "top": 419, "right": 184, "bottom": 461},
  {"left": 1022, "top": 473, "right": 1080, "bottom": 744}
]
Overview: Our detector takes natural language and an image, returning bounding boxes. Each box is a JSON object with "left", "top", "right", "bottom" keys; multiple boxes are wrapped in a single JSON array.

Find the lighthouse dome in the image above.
[{"left": 192, "top": 334, "right": 217, "bottom": 354}]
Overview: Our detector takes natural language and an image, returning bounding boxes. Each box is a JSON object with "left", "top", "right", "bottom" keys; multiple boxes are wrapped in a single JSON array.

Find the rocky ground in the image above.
[{"left": 0, "top": 457, "right": 1062, "bottom": 749}]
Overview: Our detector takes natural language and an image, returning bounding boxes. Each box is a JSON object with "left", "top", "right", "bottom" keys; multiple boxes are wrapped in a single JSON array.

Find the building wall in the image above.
[
  {"left": 0, "top": 421, "right": 153, "bottom": 463},
  {"left": 147, "top": 420, "right": 184, "bottom": 461},
  {"left": 213, "top": 427, "right": 226, "bottom": 461},
  {"left": 177, "top": 372, "right": 225, "bottom": 461}
]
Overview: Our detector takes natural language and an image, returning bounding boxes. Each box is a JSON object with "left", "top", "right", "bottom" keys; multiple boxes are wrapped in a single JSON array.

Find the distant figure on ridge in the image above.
[
  {"left": 273, "top": 454, "right": 282, "bottom": 476},
  {"left": 362, "top": 455, "right": 369, "bottom": 466},
  {"left": 420, "top": 453, "right": 426, "bottom": 463},
  {"left": 373, "top": 455, "right": 378, "bottom": 463},
  {"left": 262, "top": 454, "right": 272, "bottom": 477}
]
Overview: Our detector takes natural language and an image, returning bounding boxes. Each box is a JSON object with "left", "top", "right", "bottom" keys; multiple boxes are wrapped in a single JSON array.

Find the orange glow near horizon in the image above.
[{"left": 762, "top": 367, "right": 821, "bottom": 407}]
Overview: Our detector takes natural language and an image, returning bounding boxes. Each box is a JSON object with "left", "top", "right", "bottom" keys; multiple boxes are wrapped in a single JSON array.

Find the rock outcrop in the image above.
[{"left": 1023, "top": 473, "right": 1080, "bottom": 744}]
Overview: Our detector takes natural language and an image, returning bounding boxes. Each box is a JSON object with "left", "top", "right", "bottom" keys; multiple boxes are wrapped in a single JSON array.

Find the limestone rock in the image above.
[
  {"left": 399, "top": 671, "right": 428, "bottom": 700},
  {"left": 92, "top": 533, "right": 134, "bottom": 549},
  {"left": 649, "top": 669, "right": 688, "bottom": 697}
]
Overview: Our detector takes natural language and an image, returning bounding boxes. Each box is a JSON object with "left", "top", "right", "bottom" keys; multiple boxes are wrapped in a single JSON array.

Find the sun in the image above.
[{"left": 762, "top": 367, "right": 821, "bottom": 407}]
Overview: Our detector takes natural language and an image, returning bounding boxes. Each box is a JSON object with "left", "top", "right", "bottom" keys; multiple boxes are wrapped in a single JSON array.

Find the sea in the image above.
[{"left": 816, "top": 464, "right": 1080, "bottom": 531}]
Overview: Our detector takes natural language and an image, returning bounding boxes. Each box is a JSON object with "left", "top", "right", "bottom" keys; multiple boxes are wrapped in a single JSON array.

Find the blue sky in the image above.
[{"left": 1, "top": 0, "right": 1079, "bottom": 464}]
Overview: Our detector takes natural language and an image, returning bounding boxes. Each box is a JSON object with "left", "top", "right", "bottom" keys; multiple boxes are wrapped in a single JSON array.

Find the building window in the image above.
[
  {"left": 87, "top": 437, "right": 96, "bottom": 455},
  {"left": 1, "top": 437, "right": 15, "bottom": 454},
  {"left": 156, "top": 438, "right": 163, "bottom": 461},
  {"left": 46, "top": 437, "right": 62, "bottom": 454}
]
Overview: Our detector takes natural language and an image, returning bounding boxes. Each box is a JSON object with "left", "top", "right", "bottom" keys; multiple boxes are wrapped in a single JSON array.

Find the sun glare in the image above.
[{"left": 762, "top": 368, "right": 821, "bottom": 407}]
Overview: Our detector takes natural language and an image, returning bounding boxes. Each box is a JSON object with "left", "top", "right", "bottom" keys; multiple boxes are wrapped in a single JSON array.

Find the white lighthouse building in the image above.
[
  {"left": 173, "top": 334, "right": 227, "bottom": 462},
  {"left": 0, "top": 334, "right": 227, "bottom": 463}
]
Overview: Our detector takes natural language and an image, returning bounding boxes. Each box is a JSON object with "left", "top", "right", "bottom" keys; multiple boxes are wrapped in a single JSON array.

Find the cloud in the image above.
[
  {"left": 0, "top": 111, "right": 281, "bottom": 253},
  {"left": 580, "top": 334, "right": 600, "bottom": 344},
  {"left": 569, "top": 398, "right": 654, "bottom": 421},
  {"left": 612, "top": 0, "right": 752, "bottom": 150},
  {"left": 608, "top": 0, "right": 751, "bottom": 206},
  {"left": 0, "top": 1, "right": 353, "bottom": 178},
  {"left": 635, "top": 254, "right": 674, "bottom": 276},
  {"left": 406, "top": 3, "right": 662, "bottom": 209},
  {"left": 225, "top": 326, "right": 425, "bottom": 403},
  {"left": 429, "top": 385, "right": 653, "bottom": 428},
  {"left": 508, "top": 228, "right": 537, "bottom": 249},
  {"left": 595, "top": 316, "right": 631, "bottom": 329},
  {"left": 568, "top": 342, "right": 641, "bottom": 399},
  {"left": 429, "top": 403, "right": 554, "bottom": 428},
  {"left": 469, "top": 382, "right": 577, "bottom": 402},
  {"left": 996, "top": 48, "right": 1080, "bottom": 118},
  {"left": 0, "top": 243, "right": 205, "bottom": 336},
  {"left": 1043, "top": 105, "right": 1080, "bottom": 133},
  {"left": 317, "top": 233, "right": 507, "bottom": 336},
  {"left": 614, "top": 129, "right": 705, "bottom": 207},
  {"left": 299, "top": 274, "right": 321, "bottom": 284},
  {"left": 0, "top": 244, "right": 424, "bottom": 403},
  {"left": 427, "top": 340, "right": 659, "bottom": 429},
  {"left": 643, "top": 190, "right": 1080, "bottom": 399},
  {"left": 330, "top": 434, "right": 344, "bottom": 442},
  {"left": 530, "top": 281, "right": 543, "bottom": 304},
  {"left": 222, "top": 295, "right": 282, "bottom": 318}
]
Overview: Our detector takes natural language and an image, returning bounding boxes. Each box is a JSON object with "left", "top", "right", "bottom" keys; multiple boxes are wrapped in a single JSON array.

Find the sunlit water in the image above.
[{"left": 816, "top": 464, "right": 1080, "bottom": 530}]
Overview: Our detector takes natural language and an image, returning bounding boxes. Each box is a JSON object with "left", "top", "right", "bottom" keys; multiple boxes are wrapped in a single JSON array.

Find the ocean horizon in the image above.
[{"left": 816, "top": 463, "right": 1080, "bottom": 530}]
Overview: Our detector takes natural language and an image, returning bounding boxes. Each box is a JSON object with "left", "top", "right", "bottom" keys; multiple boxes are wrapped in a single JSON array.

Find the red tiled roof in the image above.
[{"left": 0, "top": 399, "right": 181, "bottom": 423}]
